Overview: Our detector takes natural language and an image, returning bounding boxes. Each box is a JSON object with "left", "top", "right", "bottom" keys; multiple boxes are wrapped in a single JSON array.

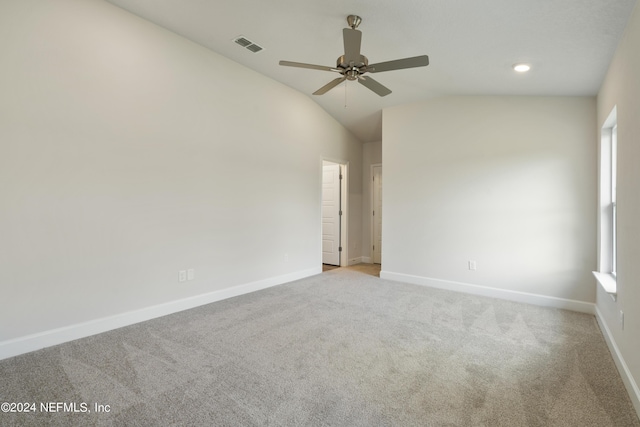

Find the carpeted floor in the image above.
[{"left": 1, "top": 267, "right": 638, "bottom": 426}]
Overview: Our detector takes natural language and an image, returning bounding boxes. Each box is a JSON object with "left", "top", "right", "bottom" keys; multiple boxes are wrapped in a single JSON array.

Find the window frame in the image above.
[
  {"left": 611, "top": 124, "right": 617, "bottom": 278},
  {"left": 593, "top": 107, "right": 617, "bottom": 296}
]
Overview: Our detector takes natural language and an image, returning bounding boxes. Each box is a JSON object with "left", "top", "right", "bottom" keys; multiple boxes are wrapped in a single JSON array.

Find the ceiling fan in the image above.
[{"left": 279, "top": 15, "right": 429, "bottom": 97}]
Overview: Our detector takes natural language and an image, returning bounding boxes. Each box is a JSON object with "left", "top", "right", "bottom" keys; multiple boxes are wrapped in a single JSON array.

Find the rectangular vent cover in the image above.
[
  {"left": 234, "top": 37, "right": 252, "bottom": 47},
  {"left": 246, "top": 44, "right": 263, "bottom": 53},
  {"left": 233, "top": 36, "right": 264, "bottom": 53}
]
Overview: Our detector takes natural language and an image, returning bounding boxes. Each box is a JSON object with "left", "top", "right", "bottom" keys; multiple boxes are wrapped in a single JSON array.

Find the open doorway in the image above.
[
  {"left": 322, "top": 160, "right": 347, "bottom": 270},
  {"left": 371, "top": 164, "right": 382, "bottom": 265}
]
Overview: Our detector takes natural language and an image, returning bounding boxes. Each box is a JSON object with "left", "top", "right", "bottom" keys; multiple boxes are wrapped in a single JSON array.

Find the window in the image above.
[
  {"left": 611, "top": 124, "right": 617, "bottom": 277},
  {"left": 593, "top": 107, "right": 617, "bottom": 296}
]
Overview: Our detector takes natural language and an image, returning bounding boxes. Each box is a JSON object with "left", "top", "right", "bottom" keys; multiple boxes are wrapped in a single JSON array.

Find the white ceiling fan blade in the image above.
[
  {"left": 343, "top": 28, "right": 362, "bottom": 64},
  {"left": 313, "top": 76, "right": 347, "bottom": 95},
  {"left": 279, "top": 60, "right": 340, "bottom": 72},
  {"left": 358, "top": 76, "right": 392, "bottom": 97},
  {"left": 366, "top": 55, "right": 429, "bottom": 73}
]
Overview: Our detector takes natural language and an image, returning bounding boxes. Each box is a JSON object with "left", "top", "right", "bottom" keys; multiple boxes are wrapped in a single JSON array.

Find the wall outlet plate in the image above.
[
  {"left": 179, "top": 270, "right": 187, "bottom": 282},
  {"left": 187, "top": 269, "right": 195, "bottom": 281}
]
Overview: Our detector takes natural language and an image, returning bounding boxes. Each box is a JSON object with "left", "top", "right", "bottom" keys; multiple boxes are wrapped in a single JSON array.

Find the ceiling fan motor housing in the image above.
[{"left": 337, "top": 54, "right": 368, "bottom": 79}]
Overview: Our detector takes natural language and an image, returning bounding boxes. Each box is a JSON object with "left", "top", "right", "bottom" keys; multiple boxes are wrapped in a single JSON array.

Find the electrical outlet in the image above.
[
  {"left": 468, "top": 260, "right": 477, "bottom": 271},
  {"left": 187, "top": 269, "right": 195, "bottom": 281},
  {"left": 620, "top": 311, "right": 624, "bottom": 330},
  {"left": 179, "top": 270, "right": 187, "bottom": 282}
]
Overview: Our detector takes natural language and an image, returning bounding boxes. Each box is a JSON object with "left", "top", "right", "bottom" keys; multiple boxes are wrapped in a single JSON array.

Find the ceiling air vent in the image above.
[
  {"left": 246, "top": 44, "right": 263, "bottom": 53},
  {"left": 234, "top": 37, "right": 252, "bottom": 47},
  {"left": 233, "top": 36, "right": 264, "bottom": 54}
]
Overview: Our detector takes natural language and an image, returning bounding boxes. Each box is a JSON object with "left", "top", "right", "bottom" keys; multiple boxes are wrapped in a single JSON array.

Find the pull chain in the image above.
[{"left": 344, "top": 80, "right": 348, "bottom": 108}]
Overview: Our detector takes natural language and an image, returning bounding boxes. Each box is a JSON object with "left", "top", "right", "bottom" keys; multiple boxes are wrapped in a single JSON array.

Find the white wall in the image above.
[
  {"left": 381, "top": 96, "right": 596, "bottom": 305},
  {"left": 0, "top": 0, "right": 362, "bottom": 348},
  {"left": 596, "top": 1, "right": 640, "bottom": 413},
  {"left": 361, "top": 141, "right": 382, "bottom": 263}
]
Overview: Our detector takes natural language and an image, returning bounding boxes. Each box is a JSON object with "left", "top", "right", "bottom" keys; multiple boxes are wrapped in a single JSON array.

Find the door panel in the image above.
[{"left": 322, "top": 163, "right": 341, "bottom": 265}]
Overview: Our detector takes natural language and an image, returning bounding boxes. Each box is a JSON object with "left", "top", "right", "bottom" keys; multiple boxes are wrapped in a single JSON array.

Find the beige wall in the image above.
[
  {"left": 596, "top": 1, "right": 640, "bottom": 413},
  {"left": 0, "top": 0, "right": 362, "bottom": 344},
  {"left": 382, "top": 96, "right": 596, "bottom": 304}
]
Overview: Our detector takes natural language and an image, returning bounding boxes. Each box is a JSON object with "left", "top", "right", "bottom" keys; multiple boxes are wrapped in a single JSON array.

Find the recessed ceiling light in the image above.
[{"left": 513, "top": 63, "right": 531, "bottom": 73}]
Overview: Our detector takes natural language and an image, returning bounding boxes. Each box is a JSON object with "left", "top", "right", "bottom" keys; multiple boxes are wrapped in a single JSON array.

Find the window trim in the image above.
[
  {"left": 611, "top": 124, "right": 617, "bottom": 278},
  {"left": 594, "top": 107, "right": 617, "bottom": 298}
]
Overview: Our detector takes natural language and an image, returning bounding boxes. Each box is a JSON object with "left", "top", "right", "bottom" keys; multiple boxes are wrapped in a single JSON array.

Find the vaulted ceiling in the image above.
[{"left": 106, "top": 0, "right": 637, "bottom": 142}]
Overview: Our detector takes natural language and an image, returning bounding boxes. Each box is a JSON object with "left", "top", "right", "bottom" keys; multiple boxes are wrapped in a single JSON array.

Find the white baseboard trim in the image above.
[
  {"left": 361, "top": 256, "right": 372, "bottom": 264},
  {"left": 348, "top": 257, "right": 363, "bottom": 266},
  {"left": 380, "top": 271, "right": 595, "bottom": 314},
  {"left": 595, "top": 307, "right": 640, "bottom": 417},
  {"left": 0, "top": 266, "right": 321, "bottom": 361}
]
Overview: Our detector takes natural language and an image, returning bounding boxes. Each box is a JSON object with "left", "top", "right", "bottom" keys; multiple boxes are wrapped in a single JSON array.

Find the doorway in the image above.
[
  {"left": 322, "top": 160, "right": 347, "bottom": 267},
  {"left": 372, "top": 164, "right": 382, "bottom": 264}
]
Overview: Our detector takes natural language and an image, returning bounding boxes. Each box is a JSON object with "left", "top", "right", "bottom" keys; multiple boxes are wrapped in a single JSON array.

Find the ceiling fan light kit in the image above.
[{"left": 279, "top": 15, "right": 429, "bottom": 97}]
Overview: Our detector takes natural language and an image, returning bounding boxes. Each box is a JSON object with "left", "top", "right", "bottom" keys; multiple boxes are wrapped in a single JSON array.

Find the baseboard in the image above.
[
  {"left": 361, "top": 256, "right": 372, "bottom": 264},
  {"left": 380, "top": 271, "right": 595, "bottom": 314},
  {"left": 0, "top": 266, "right": 321, "bottom": 361},
  {"left": 595, "top": 307, "right": 640, "bottom": 417},
  {"left": 348, "top": 257, "right": 363, "bottom": 266}
]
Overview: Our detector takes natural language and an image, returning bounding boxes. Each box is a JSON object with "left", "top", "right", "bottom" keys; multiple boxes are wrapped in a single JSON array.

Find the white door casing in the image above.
[
  {"left": 372, "top": 165, "right": 382, "bottom": 264},
  {"left": 322, "top": 163, "right": 341, "bottom": 265}
]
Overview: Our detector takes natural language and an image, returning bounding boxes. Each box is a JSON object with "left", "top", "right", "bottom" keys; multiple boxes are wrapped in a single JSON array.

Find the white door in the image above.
[
  {"left": 322, "top": 163, "right": 341, "bottom": 265},
  {"left": 373, "top": 165, "right": 382, "bottom": 264}
]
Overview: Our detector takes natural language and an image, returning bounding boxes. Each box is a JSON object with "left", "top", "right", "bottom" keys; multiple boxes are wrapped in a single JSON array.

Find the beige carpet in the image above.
[{"left": 0, "top": 267, "right": 638, "bottom": 426}]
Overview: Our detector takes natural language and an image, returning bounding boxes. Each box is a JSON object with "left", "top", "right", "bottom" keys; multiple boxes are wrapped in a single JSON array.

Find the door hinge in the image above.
[
  {"left": 339, "top": 174, "right": 343, "bottom": 179},
  {"left": 373, "top": 245, "right": 375, "bottom": 251},
  {"left": 339, "top": 210, "right": 342, "bottom": 216},
  {"left": 373, "top": 210, "right": 375, "bottom": 216},
  {"left": 339, "top": 247, "right": 343, "bottom": 252}
]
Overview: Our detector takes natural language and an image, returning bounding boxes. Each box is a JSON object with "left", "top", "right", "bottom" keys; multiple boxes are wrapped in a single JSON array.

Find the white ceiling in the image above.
[{"left": 106, "top": 0, "right": 637, "bottom": 142}]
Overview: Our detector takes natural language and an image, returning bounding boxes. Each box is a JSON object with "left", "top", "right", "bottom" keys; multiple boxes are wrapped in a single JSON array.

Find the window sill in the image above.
[{"left": 593, "top": 271, "right": 617, "bottom": 300}]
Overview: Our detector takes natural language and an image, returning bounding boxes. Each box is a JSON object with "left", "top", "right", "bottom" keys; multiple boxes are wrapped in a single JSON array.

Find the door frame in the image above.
[
  {"left": 321, "top": 158, "right": 348, "bottom": 267},
  {"left": 371, "top": 163, "right": 382, "bottom": 264}
]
